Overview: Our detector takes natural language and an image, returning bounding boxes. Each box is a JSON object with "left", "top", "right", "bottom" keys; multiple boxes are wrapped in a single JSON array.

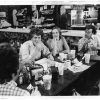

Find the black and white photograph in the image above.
[{"left": 0, "top": 0, "right": 100, "bottom": 99}]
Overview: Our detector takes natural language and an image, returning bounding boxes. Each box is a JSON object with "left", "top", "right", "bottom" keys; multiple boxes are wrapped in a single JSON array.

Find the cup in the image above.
[
  {"left": 59, "top": 53, "right": 67, "bottom": 61},
  {"left": 43, "top": 75, "right": 52, "bottom": 90},
  {"left": 70, "top": 50, "right": 76, "bottom": 59},
  {"left": 84, "top": 53, "right": 90, "bottom": 64},
  {"left": 66, "top": 60, "right": 71, "bottom": 68},
  {"left": 52, "top": 67, "right": 59, "bottom": 82},
  {"left": 59, "top": 53, "right": 64, "bottom": 61},
  {"left": 58, "top": 64, "right": 64, "bottom": 75}
]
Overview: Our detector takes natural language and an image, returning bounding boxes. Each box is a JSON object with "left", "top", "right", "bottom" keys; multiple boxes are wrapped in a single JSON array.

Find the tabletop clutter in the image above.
[{"left": 18, "top": 50, "right": 91, "bottom": 95}]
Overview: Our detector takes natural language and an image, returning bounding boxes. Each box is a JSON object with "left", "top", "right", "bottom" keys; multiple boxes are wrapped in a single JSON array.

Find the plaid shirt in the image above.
[
  {"left": 0, "top": 80, "right": 30, "bottom": 96},
  {"left": 78, "top": 36, "right": 98, "bottom": 55}
]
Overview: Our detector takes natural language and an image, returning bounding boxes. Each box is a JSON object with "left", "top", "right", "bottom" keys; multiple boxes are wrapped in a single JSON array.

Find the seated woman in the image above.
[
  {"left": 78, "top": 25, "right": 99, "bottom": 56},
  {"left": 19, "top": 27, "right": 54, "bottom": 65},
  {"left": 46, "top": 27, "right": 70, "bottom": 57}
]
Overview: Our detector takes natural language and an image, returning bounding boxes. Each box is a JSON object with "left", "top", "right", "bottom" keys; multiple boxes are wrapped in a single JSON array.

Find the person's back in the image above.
[{"left": 0, "top": 43, "right": 30, "bottom": 96}]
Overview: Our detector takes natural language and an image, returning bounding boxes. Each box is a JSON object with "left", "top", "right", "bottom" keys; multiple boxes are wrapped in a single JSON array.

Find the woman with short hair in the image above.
[{"left": 19, "top": 27, "right": 54, "bottom": 64}]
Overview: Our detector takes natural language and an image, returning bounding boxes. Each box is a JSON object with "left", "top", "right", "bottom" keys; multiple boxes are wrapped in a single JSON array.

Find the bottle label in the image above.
[
  {"left": 19, "top": 76, "right": 23, "bottom": 84},
  {"left": 19, "top": 73, "right": 23, "bottom": 84}
]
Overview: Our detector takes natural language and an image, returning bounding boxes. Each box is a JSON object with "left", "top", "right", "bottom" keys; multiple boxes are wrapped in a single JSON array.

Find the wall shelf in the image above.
[{"left": 40, "top": 6, "right": 55, "bottom": 29}]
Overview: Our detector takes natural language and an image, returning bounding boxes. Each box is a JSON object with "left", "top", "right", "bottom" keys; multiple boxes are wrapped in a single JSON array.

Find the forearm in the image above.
[
  {"left": 62, "top": 36, "right": 70, "bottom": 52},
  {"left": 60, "top": 50, "right": 70, "bottom": 54},
  {"left": 21, "top": 54, "right": 35, "bottom": 65},
  {"left": 47, "top": 53, "right": 54, "bottom": 60}
]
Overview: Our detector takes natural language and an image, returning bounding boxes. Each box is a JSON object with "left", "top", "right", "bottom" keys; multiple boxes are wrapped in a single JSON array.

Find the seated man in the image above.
[
  {"left": 78, "top": 25, "right": 99, "bottom": 55},
  {"left": 0, "top": 43, "right": 30, "bottom": 96},
  {"left": 19, "top": 27, "right": 54, "bottom": 64}
]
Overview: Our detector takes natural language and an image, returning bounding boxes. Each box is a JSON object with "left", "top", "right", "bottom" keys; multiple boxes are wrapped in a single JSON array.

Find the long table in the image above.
[
  {"left": 0, "top": 28, "right": 100, "bottom": 37},
  {"left": 72, "top": 55, "right": 100, "bottom": 95},
  {"left": 0, "top": 28, "right": 30, "bottom": 33},
  {"left": 19, "top": 61, "right": 96, "bottom": 96},
  {"left": 0, "top": 28, "right": 85, "bottom": 37}
]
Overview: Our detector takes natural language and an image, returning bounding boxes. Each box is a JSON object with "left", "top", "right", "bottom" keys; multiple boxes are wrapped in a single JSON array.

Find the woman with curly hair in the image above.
[{"left": 19, "top": 27, "right": 54, "bottom": 64}]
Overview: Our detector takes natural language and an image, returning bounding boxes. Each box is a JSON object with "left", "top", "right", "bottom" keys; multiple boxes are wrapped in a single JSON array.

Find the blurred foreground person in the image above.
[{"left": 0, "top": 43, "right": 30, "bottom": 96}]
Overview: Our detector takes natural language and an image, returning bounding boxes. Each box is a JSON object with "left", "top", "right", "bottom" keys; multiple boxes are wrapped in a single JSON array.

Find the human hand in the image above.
[
  {"left": 87, "top": 41, "right": 97, "bottom": 50},
  {"left": 52, "top": 50, "right": 56, "bottom": 57},
  {"left": 84, "top": 39, "right": 91, "bottom": 45},
  {"left": 19, "top": 64, "right": 28, "bottom": 73},
  {"left": 48, "top": 54, "right": 54, "bottom": 61}
]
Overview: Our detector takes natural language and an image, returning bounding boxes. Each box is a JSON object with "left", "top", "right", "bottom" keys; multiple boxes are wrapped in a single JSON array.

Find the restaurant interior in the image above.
[{"left": 0, "top": 4, "right": 100, "bottom": 96}]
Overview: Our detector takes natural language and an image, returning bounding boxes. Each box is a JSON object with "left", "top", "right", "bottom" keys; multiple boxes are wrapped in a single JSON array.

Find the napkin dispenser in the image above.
[{"left": 30, "top": 64, "right": 44, "bottom": 81}]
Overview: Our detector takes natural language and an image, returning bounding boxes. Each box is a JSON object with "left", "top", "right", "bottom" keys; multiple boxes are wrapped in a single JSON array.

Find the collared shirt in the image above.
[
  {"left": 78, "top": 36, "right": 98, "bottom": 55},
  {"left": 92, "top": 34, "right": 100, "bottom": 47},
  {"left": 0, "top": 80, "right": 30, "bottom": 96},
  {"left": 19, "top": 40, "right": 50, "bottom": 63},
  {"left": 46, "top": 37, "right": 70, "bottom": 56}
]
